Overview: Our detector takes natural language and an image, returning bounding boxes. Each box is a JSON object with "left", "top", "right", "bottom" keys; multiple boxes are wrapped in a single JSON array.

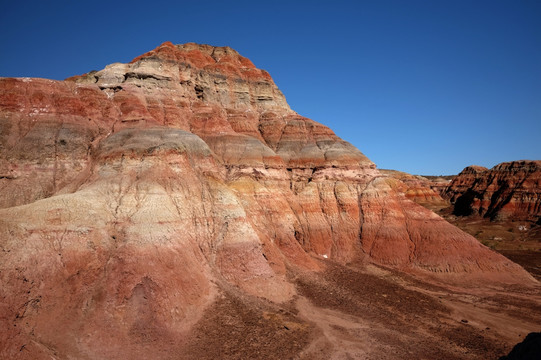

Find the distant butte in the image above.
[{"left": 444, "top": 160, "right": 541, "bottom": 222}]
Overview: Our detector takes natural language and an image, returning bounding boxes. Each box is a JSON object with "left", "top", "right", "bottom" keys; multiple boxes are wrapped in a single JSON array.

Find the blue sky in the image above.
[{"left": 1, "top": 0, "right": 540, "bottom": 175}]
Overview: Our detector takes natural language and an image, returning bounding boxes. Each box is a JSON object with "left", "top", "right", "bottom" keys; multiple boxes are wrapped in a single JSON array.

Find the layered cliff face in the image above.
[
  {"left": 0, "top": 42, "right": 536, "bottom": 358},
  {"left": 379, "top": 169, "right": 449, "bottom": 210},
  {"left": 444, "top": 161, "right": 541, "bottom": 222}
]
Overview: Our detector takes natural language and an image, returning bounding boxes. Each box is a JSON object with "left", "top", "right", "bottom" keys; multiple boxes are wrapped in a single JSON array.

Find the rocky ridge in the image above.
[
  {"left": 444, "top": 161, "right": 541, "bottom": 222},
  {"left": 0, "top": 42, "right": 537, "bottom": 359},
  {"left": 379, "top": 169, "right": 449, "bottom": 210}
]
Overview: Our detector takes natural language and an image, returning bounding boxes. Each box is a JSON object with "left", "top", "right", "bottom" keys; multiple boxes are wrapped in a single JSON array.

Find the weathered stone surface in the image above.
[
  {"left": 0, "top": 42, "right": 536, "bottom": 358},
  {"left": 444, "top": 161, "right": 541, "bottom": 222},
  {"left": 379, "top": 169, "right": 449, "bottom": 209}
]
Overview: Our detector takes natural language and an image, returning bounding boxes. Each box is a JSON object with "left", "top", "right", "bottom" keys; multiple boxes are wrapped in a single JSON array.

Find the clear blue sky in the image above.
[{"left": 1, "top": 0, "right": 540, "bottom": 175}]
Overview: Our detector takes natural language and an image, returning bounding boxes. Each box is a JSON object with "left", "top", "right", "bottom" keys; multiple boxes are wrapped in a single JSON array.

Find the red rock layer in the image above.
[
  {"left": 444, "top": 161, "right": 541, "bottom": 222},
  {"left": 0, "top": 42, "right": 535, "bottom": 358},
  {"left": 379, "top": 169, "right": 449, "bottom": 208}
]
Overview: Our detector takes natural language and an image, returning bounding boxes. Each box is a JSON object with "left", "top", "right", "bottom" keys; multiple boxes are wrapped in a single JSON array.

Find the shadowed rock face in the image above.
[
  {"left": 0, "top": 42, "right": 536, "bottom": 358},
  {"left": 499, "top": 332, "right": 541, "bottom": 360},
  {"left": 444, "top": 161, "right": 541, "bottom": 221}
]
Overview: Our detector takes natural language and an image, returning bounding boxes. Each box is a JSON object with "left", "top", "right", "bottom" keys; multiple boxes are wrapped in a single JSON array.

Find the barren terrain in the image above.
[
  {"left": 437, "top": 207, "right": 541, "bottom": 282},
  {"left": 182, "top": 260, "right": 540, "bottom": 360}
]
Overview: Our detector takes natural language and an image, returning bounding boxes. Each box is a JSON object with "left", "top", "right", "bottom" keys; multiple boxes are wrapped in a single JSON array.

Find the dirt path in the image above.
[{"left": 296, "top": 296, "right": 373, "bottom": 359}]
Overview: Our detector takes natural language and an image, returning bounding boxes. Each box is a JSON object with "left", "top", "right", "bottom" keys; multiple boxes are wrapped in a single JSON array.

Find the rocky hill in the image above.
[
  {"left": 0, "top": 42, "right": 538, "bottom": 359},
  {"left": 379, "top": 169, "right": 449, "bottom": 210},
  {"left": 444, "top": 161, "right": 541, "bottom": 222}
]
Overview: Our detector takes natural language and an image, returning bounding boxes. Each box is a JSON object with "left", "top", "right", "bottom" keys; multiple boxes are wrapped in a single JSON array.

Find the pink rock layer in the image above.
[{"left": 0, "top": 42, "right": 535, "bottom": 358}]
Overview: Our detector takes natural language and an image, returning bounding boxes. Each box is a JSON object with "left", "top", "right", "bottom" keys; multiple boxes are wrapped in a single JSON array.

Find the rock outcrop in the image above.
[
  {"left": 379, "top": 169, "right": 449, "bottom": 210},
  {"left": 422, "top": 174, "right": 454, "bottom": 195},
  {"left": 444, "top": 161, "right": 541, "bottom": 222},
  {"left": 0, "top": 42, "right": 535, "bottom": 359}
]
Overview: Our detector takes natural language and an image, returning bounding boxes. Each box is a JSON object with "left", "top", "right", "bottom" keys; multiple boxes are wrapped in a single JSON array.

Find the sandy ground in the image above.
[
  {"left": 434, "top": 206, "right": 541, "bottom": 282},
  {"left": 180, "top": 260, "right": 540, "bottom": 360}
]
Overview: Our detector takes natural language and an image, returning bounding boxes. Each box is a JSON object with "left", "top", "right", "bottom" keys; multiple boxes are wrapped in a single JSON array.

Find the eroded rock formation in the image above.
[
  {"left": 379, "top": 169, "right": 449, "bottom": 210},
  {"left": 444, "top": 161, "right": 541, "bottom": 222},
  {"left": 0, "top": 42, "right": 536, "bottom": 359}
]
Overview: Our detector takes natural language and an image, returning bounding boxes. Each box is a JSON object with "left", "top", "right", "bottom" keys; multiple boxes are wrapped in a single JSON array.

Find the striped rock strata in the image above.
[
  {"left": 0, "top": 42, "right": 534, "bottom": 359},
  {"left": 444, "top": 161, "right": 541, "bottom": 222}
]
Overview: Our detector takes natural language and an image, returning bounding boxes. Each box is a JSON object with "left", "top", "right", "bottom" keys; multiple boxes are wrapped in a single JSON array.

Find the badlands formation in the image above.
[
  {"left": 1, "top": 42, "right": 539, "bottom": 359},
  {"left": 378, "top": 169, "right": 449, "bottom": 211},
  {"left": 382, "top": 163, "right": 541, "bottom": 283},
  {"left": 444, "top": 161, "right": 541, "bottom": 222},
  {"left": 442, "top": 161, "right": 541, "bottom": 283}
]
